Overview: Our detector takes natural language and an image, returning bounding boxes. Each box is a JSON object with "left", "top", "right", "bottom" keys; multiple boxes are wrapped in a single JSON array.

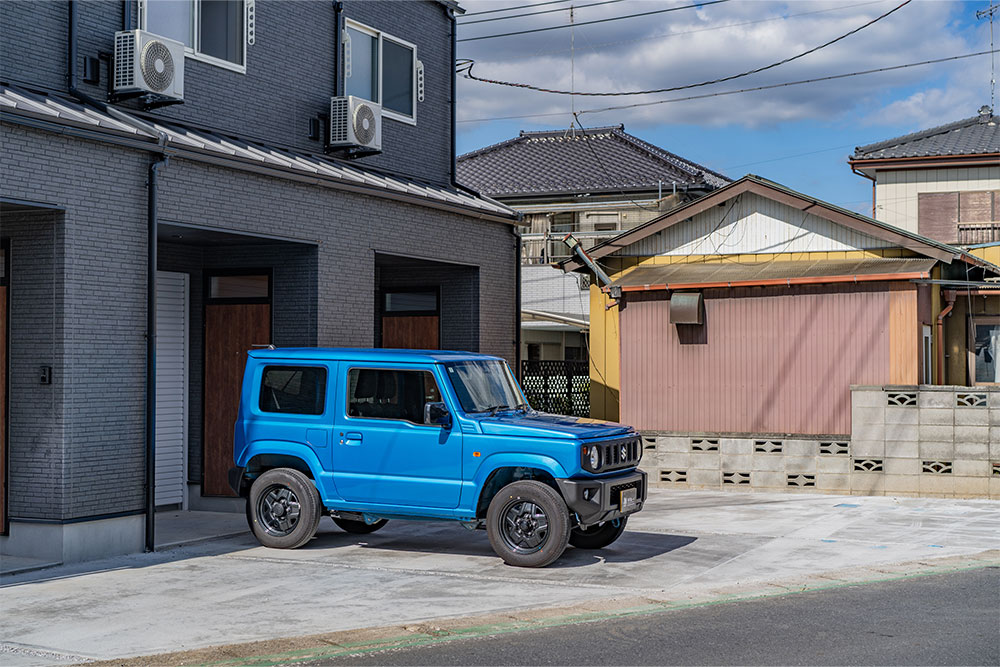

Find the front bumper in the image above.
[{"left": 556, "top": 469, "right": 647, "bottom": 528}]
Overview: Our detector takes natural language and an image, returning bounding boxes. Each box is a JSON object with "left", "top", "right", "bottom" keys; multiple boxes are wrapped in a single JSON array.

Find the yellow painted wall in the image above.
[
  {"left": 969, "top": 246, "right": 1000, "bottom": 266},
  {"left": 588, "top": 284, "right": 620, "bottom": 421}
]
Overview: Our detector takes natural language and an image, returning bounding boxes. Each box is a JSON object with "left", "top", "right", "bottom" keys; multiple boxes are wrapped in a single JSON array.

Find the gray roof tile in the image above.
[
  {"left": 854, "top": 107, "right": 1000, "bottom": 160},
  {"left": 457, "top": 125, "right": 730, "bottom": 197}
]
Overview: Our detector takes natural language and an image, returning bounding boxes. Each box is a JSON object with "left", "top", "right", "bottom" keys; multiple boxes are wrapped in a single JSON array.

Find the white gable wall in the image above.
[{"left": 617, "top": 192, "right": 894, "bottom": 256}]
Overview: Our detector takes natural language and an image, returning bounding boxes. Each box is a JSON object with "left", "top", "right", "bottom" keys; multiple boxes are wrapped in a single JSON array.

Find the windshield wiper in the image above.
[
  {"left": 482, "top": 404, "right": 509, "bottom": 415},
  {"left": 515, "top": 402, "right": 531, "bottom": 412}
]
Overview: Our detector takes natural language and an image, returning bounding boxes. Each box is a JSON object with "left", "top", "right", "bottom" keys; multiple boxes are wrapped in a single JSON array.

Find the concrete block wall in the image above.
[{"left": 641, "top": 385, "right": 1000, "bottom": 499}]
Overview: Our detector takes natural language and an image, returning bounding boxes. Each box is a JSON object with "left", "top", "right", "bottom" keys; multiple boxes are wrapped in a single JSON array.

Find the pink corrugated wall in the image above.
[{"left": 619, "top": 283, "right": 892, "bottom": 435}]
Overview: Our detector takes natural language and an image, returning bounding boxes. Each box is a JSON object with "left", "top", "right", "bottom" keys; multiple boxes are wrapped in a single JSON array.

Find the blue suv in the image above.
[{"left": 229, "top": 348, "right": 646, "bottom": 567}]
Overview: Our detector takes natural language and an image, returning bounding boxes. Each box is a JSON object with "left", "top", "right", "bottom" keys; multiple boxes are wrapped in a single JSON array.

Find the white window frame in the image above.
[
  {"left": 345, "top": 19, "right": 417, "bottom": 125},
  {"left": 140, "top": 0, "right": 249, "bottom": 74}
]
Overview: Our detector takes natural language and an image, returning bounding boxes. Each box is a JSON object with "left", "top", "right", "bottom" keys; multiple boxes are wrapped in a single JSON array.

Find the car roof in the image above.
[{"left": 247, "top": 347, "right": 506, "bottom": 364}]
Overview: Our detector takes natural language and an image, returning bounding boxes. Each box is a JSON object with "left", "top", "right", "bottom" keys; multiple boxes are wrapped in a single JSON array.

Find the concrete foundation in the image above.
[{"left": 0, "top": 514, "right": 144, "bottom": 566}]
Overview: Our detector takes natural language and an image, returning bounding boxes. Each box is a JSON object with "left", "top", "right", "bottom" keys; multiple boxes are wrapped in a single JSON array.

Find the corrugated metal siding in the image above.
[
  {"left": 155, "top": 271, "right": 188, "bottom": 507},
  {"left": 622, "top": 192, "right": 893, "bottom": 256},
  {"left": 619, "top": 283, "right": 891, "bottom": 435}
]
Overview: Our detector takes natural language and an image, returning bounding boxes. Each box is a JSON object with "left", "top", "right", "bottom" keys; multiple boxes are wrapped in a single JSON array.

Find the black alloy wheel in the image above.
[
  {"left": 486, "top": 480, "right": 570, "bottom": 568},
  {"left": 248, "top": 468, "right": 322, "bottom": 549}
]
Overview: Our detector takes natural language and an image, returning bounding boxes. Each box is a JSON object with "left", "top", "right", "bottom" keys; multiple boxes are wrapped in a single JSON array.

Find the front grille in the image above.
[
  {"left": 610, "top": 479, "right": 643, "bottom": 506},
  {"left": 595, "top": 435, "right": 641, "bottom": 472}
]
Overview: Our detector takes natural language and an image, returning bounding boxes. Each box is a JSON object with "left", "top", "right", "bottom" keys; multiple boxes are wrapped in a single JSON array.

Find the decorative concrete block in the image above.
[
  {"left": 850, "top": 440, "right": 885, "bottom": 457},
  {"left": 817, "top": 456, "right": 851, "bottom": 474},
  {"left": 918, "top": 424, "right": 954, "bottom": 442},
  {"left": 919, "top": 441, "right": 955, "bottom": 459},
  {"left": 884, "top": 422, "right": 919, "bottom": 442},
  {"left": 657, "top": 453, "right": 691, "bottom": 469},
  {"left": 955, "top": 441, "right": 989, "bottom": 460},
  {"left": 918, "top": 390, "right": 954, "bottom": 408},
  {"left": 751, "top": 471, "right": 786, "bottom": 489},
  {"left": 918, "top": 408, "right": 953, "bottom": 425},
  {"left": 955, "top": 407, "right": 989, "bottom": 426},
  {"left": 952, "top": 459, "right": 989, "bottom": 477},
  {"left": 689, "top": 452, "right": 721, "bottom": 470},
  {"left": 687, "top": 469, "right": 720, "bottom": 488},
  {"left": 918, "top": 475, "right": 956, "bottom": 496},
  {"left": 850, "top": 472, "right": 885, "bottom": 495},
  {"left": 952, "top": 476, "right": 989, "bottom": 498},
  {"left": 751, "top": 454, "right": 784, "bottom": 472},
  {"left": 883, "top": 458, "right": 920, "bottom": 475},
  {"left": 720, "top": 439, "right": 752, "bottom": 455},
  {"left": 784, "top": 456, "right": 817, "bottom": 473},
  {"left": 720, "top": 454, "right": 753, "bottom": 471},
  {"left": 852, "top": 390, "right": 886, "bottom": 408},
  {"left": 783, "top": 440, "right": 818, "bottom": 457},
  {"left": 656, "top": 436, "right": 691, "bottom": 453},
  {"left": 884, "top": 407, "right": 919, "bottom": 425},
  {"left": 885, "top": 440, "right": 919, "bottom": 458},
  {"left": 815, "top": 473, "right": 851, "bottom": 491},
  {"left": 954, "top": 426, "right": 989, "bottom": 444},
  {"left": 883, "top": 475, "right": 920, "bottom": 494}
]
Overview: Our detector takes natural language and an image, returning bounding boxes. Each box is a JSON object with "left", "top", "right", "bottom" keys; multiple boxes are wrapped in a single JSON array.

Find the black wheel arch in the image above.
[
  {"left": 236, "top": 454, "right": 315, "bottom": 498},
  {"left": 475, "top": 466, "right": 559, "bottom": 519}
]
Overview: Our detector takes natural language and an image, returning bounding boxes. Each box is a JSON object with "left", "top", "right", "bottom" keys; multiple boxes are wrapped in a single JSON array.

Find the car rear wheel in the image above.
[
  {"left": 333, "top": 517, "right": 388, "bottom": 534},
  {"left": 248, "top": 468, "right": 322, "bottom": 549},
  {"left": 486, "top": 480, "right": 570, "bottom": 568},
  {"left": 569, "top": 516, "right": 628, "bottom": 549}
]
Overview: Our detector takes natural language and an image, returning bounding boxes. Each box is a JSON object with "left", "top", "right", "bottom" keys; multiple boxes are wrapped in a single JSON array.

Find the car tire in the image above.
[
  {"left": 569, "top": 516, "right": 628, "bottom": 549},
  {"left": 486, "top": 480, "right": 570, "bottom": 568},
  {"left": 248, "top": 468, "right": 322, "bottom": 549},
  {"left": 333, "top": 518, "right": 388, "bottom": 534}
]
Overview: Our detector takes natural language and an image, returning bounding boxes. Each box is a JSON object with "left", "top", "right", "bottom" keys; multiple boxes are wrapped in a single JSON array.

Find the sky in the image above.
[{"left": 453, "top": 0, "right": 998, "bottom": 215}]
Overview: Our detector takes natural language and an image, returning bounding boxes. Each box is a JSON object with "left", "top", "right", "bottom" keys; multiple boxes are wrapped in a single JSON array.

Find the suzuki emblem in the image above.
[{"left": 621, "top": 444, "right": 627, "bottom": 460}]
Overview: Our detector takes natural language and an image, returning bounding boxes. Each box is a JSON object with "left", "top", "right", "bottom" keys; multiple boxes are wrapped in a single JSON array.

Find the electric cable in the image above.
[
  {"left": 457, "top": 0, "right": 730, "bottom": 42},
  {"left": 458, "top": 0, "right": 911, "bottom": 93},
  {"left": 462, "top": 0, "right": 571, "bottom": 18},
  {"left": 458, "top": 0, "right": 624, "bottom": 25}
]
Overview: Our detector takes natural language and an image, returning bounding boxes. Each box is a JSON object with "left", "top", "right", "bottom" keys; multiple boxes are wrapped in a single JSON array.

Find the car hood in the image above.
[{"left": 477, "top": 412, "right": 633, "bottom": 440}]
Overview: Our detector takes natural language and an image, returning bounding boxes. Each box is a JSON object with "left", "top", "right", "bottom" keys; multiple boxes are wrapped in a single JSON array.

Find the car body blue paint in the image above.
[{"left": 234, "top": 348, "right": 643, "bottom": 523}]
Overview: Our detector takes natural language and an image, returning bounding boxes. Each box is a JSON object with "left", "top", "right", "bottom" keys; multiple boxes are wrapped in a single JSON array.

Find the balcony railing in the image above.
[{"left": 958, "top": 222, "right": 1000, "bottom": 245}]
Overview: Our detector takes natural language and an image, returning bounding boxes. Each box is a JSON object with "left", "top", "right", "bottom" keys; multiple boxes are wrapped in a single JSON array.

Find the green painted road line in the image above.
[{"left": 199, "top": 561, "right": 999, "bottom": 667}]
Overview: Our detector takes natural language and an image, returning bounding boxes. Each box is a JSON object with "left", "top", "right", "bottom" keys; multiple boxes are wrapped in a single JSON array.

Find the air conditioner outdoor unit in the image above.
[
  {"left": 329, "top": 95, "right": 382, "bottom": 152},
  {"left": 114, "top": 29, "right": 185, "bottom": 101}
]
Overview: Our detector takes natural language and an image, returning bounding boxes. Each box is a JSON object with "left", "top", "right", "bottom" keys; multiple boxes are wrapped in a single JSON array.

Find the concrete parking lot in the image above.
[{"left": 2, "top": 489, "right": 999, "bottom": 665}]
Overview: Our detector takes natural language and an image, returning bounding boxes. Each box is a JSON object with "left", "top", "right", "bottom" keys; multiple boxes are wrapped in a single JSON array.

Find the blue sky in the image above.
[{"left": 454, "top": 0, "right": 997, "bottom": 215}]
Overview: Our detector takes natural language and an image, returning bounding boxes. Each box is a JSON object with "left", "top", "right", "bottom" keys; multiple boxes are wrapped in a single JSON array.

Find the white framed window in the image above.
[
  {"left": 141, "top": 0, "right": 249, "bottom": 73},
  {"left": 344, "top": 19, "right": 417, "bottom": 124}
]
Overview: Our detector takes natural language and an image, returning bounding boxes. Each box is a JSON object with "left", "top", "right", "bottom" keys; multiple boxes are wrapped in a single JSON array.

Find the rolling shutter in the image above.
[{"left": 155, "top": 271, "right": 189, "bottom": 507}]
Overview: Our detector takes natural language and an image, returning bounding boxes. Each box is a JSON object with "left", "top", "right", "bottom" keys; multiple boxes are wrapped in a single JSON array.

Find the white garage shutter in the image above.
[{"left": 155, "top": 271, "right": 189, "bottom": 507}]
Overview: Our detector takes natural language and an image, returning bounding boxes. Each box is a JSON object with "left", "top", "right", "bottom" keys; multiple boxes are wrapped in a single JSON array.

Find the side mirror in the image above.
[{"left": 424, "top": 402, "right": 452, "bottom": 428}]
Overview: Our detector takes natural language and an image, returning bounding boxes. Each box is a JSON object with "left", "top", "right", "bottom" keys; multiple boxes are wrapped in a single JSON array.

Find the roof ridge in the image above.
[
  {"left": 853, "top": 113, "right": 986, "bottom": 157},
  {"left": 612, "top": 127, "right": 730, "bottom": 182}
]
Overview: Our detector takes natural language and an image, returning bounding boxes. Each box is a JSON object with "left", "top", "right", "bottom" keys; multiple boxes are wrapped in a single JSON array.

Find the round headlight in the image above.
[{"left": 588, "top": 446, "right": 600, "bottom": 469}]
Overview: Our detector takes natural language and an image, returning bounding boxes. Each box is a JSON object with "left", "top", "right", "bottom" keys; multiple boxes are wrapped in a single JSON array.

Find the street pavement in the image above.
[
  {"left": 1, "top": 489, "right": 998, "bottom": 665},
  {"left": 313, "top": 568, "right": 1000, "bottom": 666}
]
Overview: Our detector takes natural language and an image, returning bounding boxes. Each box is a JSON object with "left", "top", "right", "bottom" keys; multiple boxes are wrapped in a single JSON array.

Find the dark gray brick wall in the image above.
[
  {"left": 1, "top": 121, "right": 515, "bottom": 520},
  {"left": 1, "top": 0, "right": 454, "bottom": 186}
]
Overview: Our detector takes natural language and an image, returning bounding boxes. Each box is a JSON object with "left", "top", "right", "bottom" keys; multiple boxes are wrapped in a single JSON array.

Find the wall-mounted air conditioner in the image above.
[
  {"left": 114, "top": 29, "right": 185, "bottom": 101},
  {"left": 329, "top": 95, "right": 382, "bottom": 153}
]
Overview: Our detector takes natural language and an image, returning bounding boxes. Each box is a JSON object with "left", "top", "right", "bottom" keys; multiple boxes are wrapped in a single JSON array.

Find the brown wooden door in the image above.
[
  {"left": 382, "top": 315, "right": 440, "bottom": 349},
  {"left": 203, "top": 303, "right": 270, "bottom": 496},
  {"left": 0, "top": 284, "right": 7, "bottom": 533}
]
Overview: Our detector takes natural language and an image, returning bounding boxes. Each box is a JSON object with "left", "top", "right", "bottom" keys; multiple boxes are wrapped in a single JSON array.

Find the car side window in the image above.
[
  {"left": 347, "top": 368, "right": 441, "bottom": 425},
  {"left": 259, "top": 366, "right": 327, "bottom": 415}
]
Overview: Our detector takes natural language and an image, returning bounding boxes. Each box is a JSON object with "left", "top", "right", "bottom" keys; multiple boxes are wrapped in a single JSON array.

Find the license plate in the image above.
[{"left": 619, "top": 488, "right": 638, "bottom": 512}]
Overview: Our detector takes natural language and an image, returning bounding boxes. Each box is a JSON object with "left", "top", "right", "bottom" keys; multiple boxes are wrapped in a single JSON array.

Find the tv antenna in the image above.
[{"left": 978, "top": 2, "right": 998, "bottom": 111}]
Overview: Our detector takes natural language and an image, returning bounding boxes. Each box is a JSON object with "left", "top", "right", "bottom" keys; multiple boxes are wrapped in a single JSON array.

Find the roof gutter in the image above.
[
  {"left": 521, "top": 309, "right": 589, "bottom": 329},
  {"left": 850, "top": 166, "right": 877, "bottom": 218},
  {"left": 607, "top": 270, "right": 933, "bottom": 293}
]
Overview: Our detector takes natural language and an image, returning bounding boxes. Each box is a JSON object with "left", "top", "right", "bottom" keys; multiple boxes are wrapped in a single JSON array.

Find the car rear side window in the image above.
[
  {"left": 260, "top": 366, "right": 327, "bottom": 415},
  {"left": 347, "top": 368, "right": 441, "bottom": 424}
]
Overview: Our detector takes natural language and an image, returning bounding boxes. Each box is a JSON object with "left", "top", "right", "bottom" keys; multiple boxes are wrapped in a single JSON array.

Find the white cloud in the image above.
[{"left": 455, "top": 0, "right": 980, "bottom": 131}]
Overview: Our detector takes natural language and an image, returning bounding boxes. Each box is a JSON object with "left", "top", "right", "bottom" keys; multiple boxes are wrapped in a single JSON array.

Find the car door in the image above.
[{"left": 333, "top": 363, "right": 462, "bottom": 509}]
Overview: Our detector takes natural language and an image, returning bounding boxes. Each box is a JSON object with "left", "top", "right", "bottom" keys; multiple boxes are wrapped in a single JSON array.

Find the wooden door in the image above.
[
  {"left": 383, "top": 315, "right": 440, "bottom": 349},
  {"left": 203, "top": 303, "right": 270, "bottom": 496}
]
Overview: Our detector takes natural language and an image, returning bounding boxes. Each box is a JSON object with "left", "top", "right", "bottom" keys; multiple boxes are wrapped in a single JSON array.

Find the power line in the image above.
[
  {"left": 457, "top": 0, "right": 730, "bottom": 42},
  {"left": 455, "top": 50, "right": 998, "bottom": 123},
  {"left": 459, "top": 0, "right": 912, "bottom": 94},
  {"left": 458, "top": 0, "right": 887, "bottom": 61},
  {"left": 458, "top": 0, "right": 624, "bottom": 25},
  {"left": 462, "top": 0, "right": 571, "bottom": 17}
]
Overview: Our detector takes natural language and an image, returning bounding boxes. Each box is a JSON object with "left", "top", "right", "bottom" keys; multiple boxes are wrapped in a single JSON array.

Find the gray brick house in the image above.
[{"left": 0, "top": 0, "right": 518, "bottom": 566}]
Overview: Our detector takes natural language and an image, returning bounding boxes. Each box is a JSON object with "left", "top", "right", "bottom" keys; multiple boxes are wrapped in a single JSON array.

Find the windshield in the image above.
[{"left": 445, "top": 360, "right": 527, "bottom": 414}]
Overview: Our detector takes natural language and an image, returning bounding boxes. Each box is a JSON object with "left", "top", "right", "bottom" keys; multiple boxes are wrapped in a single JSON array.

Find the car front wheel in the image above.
[
  {"left": 486, "top": 480, "right": 570, "bottom": 568},
  {"left": 248, "top": 468, "right": 322, "bottom": 549}
]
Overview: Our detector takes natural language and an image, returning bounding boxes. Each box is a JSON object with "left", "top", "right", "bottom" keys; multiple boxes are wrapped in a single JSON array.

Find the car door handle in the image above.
[{"left": 342, "top": 432, "right": 363, "bottom": 446}]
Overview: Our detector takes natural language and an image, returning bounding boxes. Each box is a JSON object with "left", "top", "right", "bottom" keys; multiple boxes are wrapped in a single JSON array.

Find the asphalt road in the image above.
[{"left": 316, "top": 568, "right": 1000, "bottom": 666}]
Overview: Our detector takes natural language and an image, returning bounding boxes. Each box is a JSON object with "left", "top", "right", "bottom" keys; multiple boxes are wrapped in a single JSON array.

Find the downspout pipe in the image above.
[
  {"left": 936, "top": 289, "right": 956, "bottom": 385},
  {"left": 145, "top": 156, "right": 169, "bottom": 552},
  {"left": 449, "top": 8, "right": 458, "bottom": 189},
  {"left": 333, "top": 2, "right": 344, "bottom": 97},
  {"left": 851, "top": 166, "right": 877, "bottom": 219},
  {"left": 514, "top": 227, "right": 522, "bottom": 381}
]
